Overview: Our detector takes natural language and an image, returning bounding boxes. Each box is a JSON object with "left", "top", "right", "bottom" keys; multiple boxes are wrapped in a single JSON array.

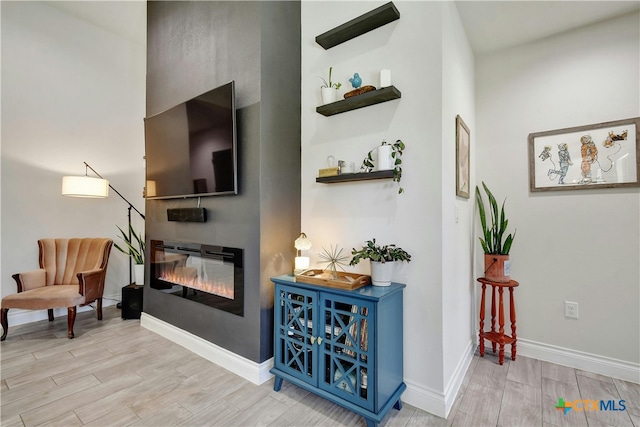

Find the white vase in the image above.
[
  {"left": 375, "top": 145, "right": 393, "bottom": 171},
  {"left": 321, "top": 87, "right": 337, "bottom": 105},
  {"left": 134, "top": 264, "right": 145, "bottom": 285},
  {"left": 370, "top": 261, "right": 395, "bottom": 286}
]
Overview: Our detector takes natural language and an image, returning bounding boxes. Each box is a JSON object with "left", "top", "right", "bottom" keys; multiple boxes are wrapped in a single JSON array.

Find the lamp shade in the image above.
[
  {"left": 62, "top": 176, "right": 109, "bottom": 198},
  {"left": 294, "top": 233, "right": 312, "bottom": 251}
]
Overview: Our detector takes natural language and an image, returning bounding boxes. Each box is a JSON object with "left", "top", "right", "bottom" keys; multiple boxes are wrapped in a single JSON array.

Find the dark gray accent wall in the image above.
[{"left": 145, "top": 1, "right": 301, "bottom": 363}]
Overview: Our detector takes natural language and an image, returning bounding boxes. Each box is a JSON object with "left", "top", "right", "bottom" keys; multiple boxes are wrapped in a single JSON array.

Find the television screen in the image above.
[{"left": 145, "top": 81, "right": 238, "bottom": 199}]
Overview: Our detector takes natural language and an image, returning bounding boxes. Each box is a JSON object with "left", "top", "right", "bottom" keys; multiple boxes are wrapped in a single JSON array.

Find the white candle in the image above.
[{"left": 380, "top": 69, "right": 391, "bottom": 88}]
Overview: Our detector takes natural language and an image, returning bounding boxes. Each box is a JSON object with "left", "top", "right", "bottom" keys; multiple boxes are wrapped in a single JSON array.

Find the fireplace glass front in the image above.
[{"left": 150, "top": 240, "right": 243, "bottom": 316}]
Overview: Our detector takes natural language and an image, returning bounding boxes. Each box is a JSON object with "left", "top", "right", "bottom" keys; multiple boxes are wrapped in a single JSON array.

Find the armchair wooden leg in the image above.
[
  {"left": 48, "top": 309, "right": 54, "bottom": 322},
  {"left": 1, "top": 308, "right": 8, "bottom": 341},
  {"left": 97, "top": 298, "right": 103, "bottom": 321},
  {"left": 67, "top": 306, "right": 76, "bottom": 339}
]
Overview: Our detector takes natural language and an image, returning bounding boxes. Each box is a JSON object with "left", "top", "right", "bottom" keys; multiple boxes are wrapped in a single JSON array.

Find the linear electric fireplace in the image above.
[{"left": 150, "top": 240, "right": 244, "bottom": 316}]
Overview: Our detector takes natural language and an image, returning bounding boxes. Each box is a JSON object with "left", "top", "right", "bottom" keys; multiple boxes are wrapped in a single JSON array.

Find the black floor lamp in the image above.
[{"left": 62, "top": 161, "right": 145, "bottom": 287}]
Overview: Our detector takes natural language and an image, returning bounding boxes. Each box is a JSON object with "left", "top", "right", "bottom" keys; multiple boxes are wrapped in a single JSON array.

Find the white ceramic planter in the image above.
[
  {"left": 375, "top": 144, "right": 393, "bottom": 171},
  {"left": 134, "top": 264, "right": 145, "bottom": 285},
  {"left": 321, "top": 87, "right": 337, "bottom": 105},
  {"left": 370, "top": 261, "right": 395, "bottom": 286}
]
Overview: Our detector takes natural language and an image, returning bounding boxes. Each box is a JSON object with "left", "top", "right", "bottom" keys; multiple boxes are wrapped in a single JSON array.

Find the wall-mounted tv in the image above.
[{"left": 145, "top": 81, "right": 238, "bottom": 199}]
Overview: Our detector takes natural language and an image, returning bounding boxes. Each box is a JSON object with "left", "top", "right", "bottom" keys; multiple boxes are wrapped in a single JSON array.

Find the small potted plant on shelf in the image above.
[
  {"left": 320, "top": 66, "right": 342, "bottom": 105},
  {"left": 114, "top": 224, "right": 145, "bottom": 285},
  {"left": 475, "top": 182, "right": 515, "bottom": 283},
  {"left": 350, "top": 238, "right": 411, "bottom": 286},
  {"left": 360, "top": 139, "right": 405, "bottom": 194}
]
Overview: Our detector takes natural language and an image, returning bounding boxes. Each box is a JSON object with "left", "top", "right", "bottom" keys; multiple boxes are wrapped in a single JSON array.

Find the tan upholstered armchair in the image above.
[{"left": 1, "top": 238, "right": 113, "bottom": 340}]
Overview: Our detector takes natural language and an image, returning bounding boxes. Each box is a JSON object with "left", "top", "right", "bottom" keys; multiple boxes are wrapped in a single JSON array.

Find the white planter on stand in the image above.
[
  {"left": 370, "top": 261, "right": 395, "bottom": 286},
  {"left": 321, "top": 87, "right": 337, "bottom": 105},
  {"left": 134, "top": 264, "right": 145, "bottom": 285}
]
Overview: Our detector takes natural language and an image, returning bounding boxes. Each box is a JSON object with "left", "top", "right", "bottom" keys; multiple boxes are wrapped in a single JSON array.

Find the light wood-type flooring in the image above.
[{"left": 1, "top": 306, "right": 638, "bottom": 426}]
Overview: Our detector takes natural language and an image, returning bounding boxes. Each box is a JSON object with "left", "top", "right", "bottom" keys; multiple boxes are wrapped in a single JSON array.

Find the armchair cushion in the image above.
[{"left": 1, "top": 285, "right": 85, "bottom": 311}]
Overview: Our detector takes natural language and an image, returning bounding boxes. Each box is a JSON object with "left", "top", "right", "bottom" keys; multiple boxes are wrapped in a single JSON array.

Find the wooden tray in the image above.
[{"left": 295, "top": 269, "right": 371, "bottom": 290}]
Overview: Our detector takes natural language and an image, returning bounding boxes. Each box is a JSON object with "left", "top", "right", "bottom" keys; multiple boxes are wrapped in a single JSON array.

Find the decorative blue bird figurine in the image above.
[{"left": 349, "top": 73, "right": 362, "bottom": 89}]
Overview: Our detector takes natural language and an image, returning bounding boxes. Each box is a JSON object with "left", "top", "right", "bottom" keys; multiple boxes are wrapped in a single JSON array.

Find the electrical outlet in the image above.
[{"left": 565, "top": 301, "right": 579, "bottom": 319}]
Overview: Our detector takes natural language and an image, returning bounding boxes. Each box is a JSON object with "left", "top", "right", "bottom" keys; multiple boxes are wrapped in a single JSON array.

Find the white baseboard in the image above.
[
  {"left": 140, "top": 312, "right": 273, "bottom": 385},
  {"left": 5, "top": 297, "right": 118, "bottom": 327},
  {"left": 402, "top": 379, "right": 446, "bottom": 418},
  {"left": 515, "top": 338, "right": 640, "bottom": 384},
  {"left": 443, "top": 340, "right": 474, "bottom": 416},
  {"left": 402, "top": 340, "right": 474, "bottom": 419}
]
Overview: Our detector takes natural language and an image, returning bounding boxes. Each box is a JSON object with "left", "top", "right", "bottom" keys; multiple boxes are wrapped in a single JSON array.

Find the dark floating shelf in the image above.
[
  {"left": 316, "top": 86, "right": 401, "bottom": 117},
  {"left": 316, "top": 170, "right": 394, "bottom": 184},
  {"left": 315, "top": 2, "right": 400, "bottom": 50}
]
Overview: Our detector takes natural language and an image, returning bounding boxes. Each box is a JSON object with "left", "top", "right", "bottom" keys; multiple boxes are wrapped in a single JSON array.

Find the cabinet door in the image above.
[
  {"left": 274, "top": 284, "right": 317, "bottom": 386},
  {"left": 318, "top": 293, "right": 375, "bottom": 411}
]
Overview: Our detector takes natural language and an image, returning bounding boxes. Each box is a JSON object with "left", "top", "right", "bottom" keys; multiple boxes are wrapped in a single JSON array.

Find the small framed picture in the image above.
[
  {"left": 528, "top": 117, "right": 639, "bottom": 192},
  {"left": 456, "top": 115, "right": 470, "bottom": 198}
]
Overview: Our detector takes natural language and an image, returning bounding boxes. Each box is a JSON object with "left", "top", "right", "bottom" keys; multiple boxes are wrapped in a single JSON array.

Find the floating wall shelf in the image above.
[
  {"left": 316, "top": 86, "right": 401, "bottom": 116},
  {"left": 315, "top": 2, "right": 400, "bottom": 50},
  {"left": 316, "top": 170, "right": 394, "bottom": 184}
]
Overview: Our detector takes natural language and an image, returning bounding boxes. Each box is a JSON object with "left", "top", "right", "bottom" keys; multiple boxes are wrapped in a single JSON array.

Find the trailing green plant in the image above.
[
  {"left": 360, "top": 139, "right": 405, "bottom": 194},
  {"left": 319, "top": 66, "right": 342, "bottom": 90},
  {"left": 475, "top": 182, "right": 515, "bottom": 255},
  {"left": 114, "top": 224, "right": 145, "bottom": 265},
  {"left": 350, "top": 239, "right": 412, "bottom": 265}
]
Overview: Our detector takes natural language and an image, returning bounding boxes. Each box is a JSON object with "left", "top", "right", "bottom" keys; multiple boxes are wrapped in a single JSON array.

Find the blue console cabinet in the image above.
[{"left": 270, "top": 275, "right": 406, "bottom": 427}]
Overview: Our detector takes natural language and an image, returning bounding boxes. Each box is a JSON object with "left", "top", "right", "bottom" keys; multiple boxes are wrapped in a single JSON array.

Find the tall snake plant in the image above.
[{"left": 475, "top": 182, "right": 515, "bottom": 255}]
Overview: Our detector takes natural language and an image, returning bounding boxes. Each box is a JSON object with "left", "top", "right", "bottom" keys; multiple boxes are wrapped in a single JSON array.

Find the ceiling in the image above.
[
  {"left": 43, "top": 1, "right": 639, "bottom": 55},
  {"left": 454, "top": 1, "right": 640, "bottom": 54}
]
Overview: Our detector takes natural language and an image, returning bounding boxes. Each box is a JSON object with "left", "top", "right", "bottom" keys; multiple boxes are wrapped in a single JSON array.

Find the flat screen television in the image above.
[{"left": 144, "top": 81, "right": 238, "bottom": 199}]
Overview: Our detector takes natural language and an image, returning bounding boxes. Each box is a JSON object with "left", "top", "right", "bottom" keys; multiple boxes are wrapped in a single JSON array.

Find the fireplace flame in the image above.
[{"left": 158, "top": 267, "right": 234, "bottom": 300}]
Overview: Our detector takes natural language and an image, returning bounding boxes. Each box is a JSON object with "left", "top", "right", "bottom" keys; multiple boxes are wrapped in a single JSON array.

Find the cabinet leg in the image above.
[
  {"left": 364, "top": 418, "right": 377, "bottom": 427},
  {"left": 394, "top": 399, "right": 403, "bottom": 410},
  {"left": 273, "top": 376, "right": 283, "bottom": 392}
]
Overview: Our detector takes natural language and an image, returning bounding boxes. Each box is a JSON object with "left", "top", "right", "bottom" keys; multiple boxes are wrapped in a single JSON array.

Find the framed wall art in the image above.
[
  {"left": 528, "top": 117, "right": 640, "bottom": 192},
  {"left": 456, "top": 115, "right": 470, "bottom": 198}
]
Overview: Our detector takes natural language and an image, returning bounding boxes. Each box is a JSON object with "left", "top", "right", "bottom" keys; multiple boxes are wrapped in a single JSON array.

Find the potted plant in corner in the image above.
[
  {"left": 320, "top": 66, "right": 342, "bottom": 105},
  {"left": 350, "top": 239, "right": 411, "bottom": 286},
  {"left": 476, "top": 182, "right": 515, "bottom": 283},
  {"left": 360, "top": 139, "right": 406, "bottom": 194},
  {"left": 114, "top": 224, "right": 145, "bottom": 285}
]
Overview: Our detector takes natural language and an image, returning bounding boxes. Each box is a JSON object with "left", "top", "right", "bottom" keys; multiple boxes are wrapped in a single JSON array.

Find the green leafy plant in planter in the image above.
[
  {"left": 350, "top": 239, "right": 411, "bottom": 286},
  {"left": 114, "top": 224, "right": 145, "bottom": 265},
  {"left": 476, "top": 182, "right": 515, "bottom": 282},
  {"left": 350, "top": 239, "right": 411, "bottom": 264},
  {"left": 360, "top": 139, "right": 406, "bottom": 194}
]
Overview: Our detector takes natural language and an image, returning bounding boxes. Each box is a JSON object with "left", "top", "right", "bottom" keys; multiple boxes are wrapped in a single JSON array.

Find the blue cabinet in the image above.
[{"left": 271, "top": 275, "right": 406, "bottom": 427}]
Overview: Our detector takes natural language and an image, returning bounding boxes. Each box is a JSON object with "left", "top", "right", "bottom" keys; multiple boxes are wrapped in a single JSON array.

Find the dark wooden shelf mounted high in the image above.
[
  {"left": 316, "top": 170, "right": 394, "bottom": 184},
  {"left": 315, "top": 2, "right": 400, "bottom": 50},
  {"left": 316, "top": 86, "right": 401, "bottom": 117}
]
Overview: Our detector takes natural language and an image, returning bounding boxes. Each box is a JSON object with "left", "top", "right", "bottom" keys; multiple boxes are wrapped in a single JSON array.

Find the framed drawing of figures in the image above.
[
  {"left": 456, "top": 115, "right": 470, "bottom": 198},
  {"left": 529, "top": 117, "right": 640, "bottom": 192}
]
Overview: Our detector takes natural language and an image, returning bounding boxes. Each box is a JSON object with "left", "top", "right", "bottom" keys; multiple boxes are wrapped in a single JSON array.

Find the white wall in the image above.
[
  {"left": 1, "top": 2, "right": 146, "bottom": 318},
  {"left": 441, "top": 2, "right": 476, "bottom": 412},
  {"left": 302, "top": 1, "right": 475, "bottom": 416},
  {"left": 476, "top": 12, "right": 639, "bottom": 368}
]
